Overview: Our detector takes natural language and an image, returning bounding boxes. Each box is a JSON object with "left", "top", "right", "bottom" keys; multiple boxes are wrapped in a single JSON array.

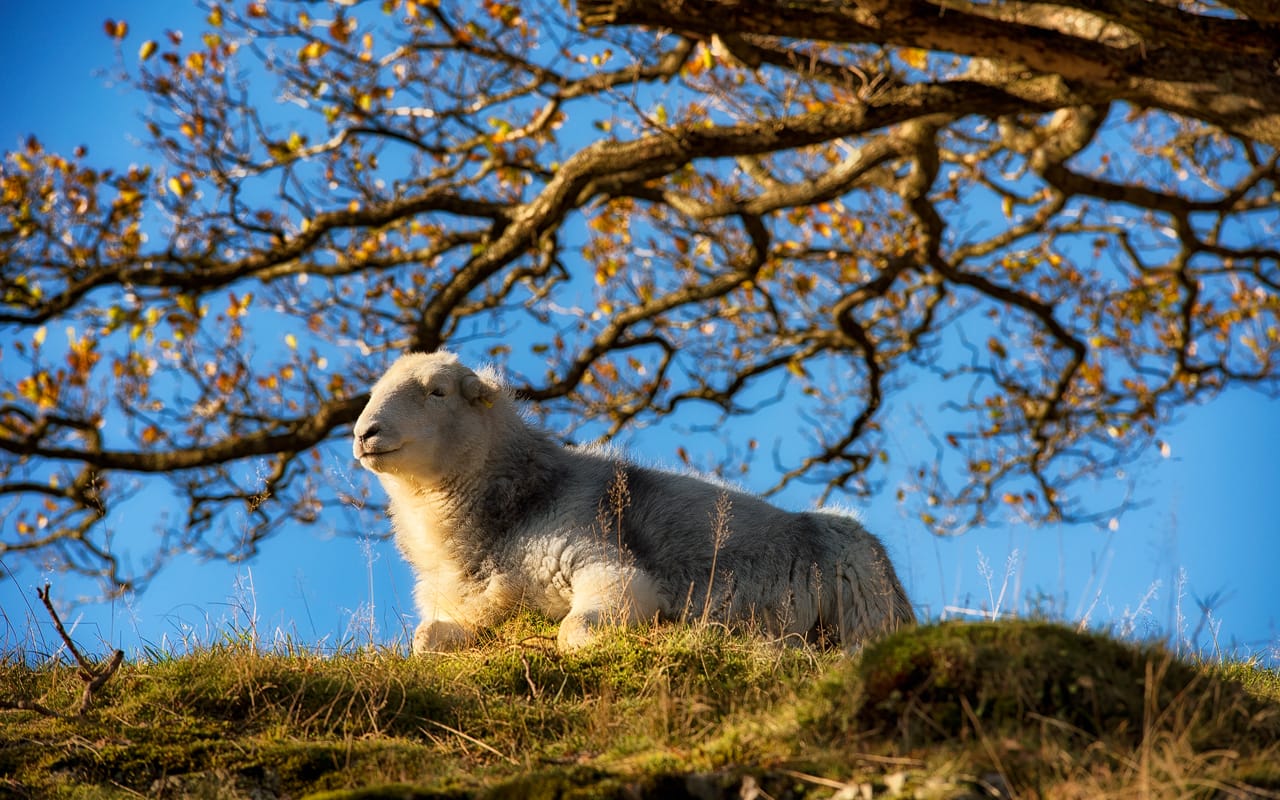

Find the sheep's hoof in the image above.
[
  {"left": 556, "top": 613, "right": 608, "bottom": 651},
  {"left": 413, "top": 620, "right": 471, "bottom": 653}
]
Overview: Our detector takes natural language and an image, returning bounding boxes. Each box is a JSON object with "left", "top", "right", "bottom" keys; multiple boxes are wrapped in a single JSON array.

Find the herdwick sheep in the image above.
[{"left": 352, "top": 351, "right": 914, "bottom": 652}]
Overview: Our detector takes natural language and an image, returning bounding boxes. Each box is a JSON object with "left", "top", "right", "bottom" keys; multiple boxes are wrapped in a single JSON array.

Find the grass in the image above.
[{"left": 2, "top": 614, "right": 1278, "bottom": 799}]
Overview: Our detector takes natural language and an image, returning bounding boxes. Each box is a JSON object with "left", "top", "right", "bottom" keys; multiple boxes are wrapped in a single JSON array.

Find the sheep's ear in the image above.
[{"left": 460, "top": 373, "right": 498, "bottom": 408}]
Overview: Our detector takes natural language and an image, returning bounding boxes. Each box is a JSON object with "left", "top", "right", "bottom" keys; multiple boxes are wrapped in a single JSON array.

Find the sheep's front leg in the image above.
[
  {"left": 412, "top": 573, "right": 519, "bottom": 654},
  {"left": 557, "top": 564, "right": 663, "bottom": 650},
  {"left": 413, "top": 618, "right": 472, "bottom": 653}
]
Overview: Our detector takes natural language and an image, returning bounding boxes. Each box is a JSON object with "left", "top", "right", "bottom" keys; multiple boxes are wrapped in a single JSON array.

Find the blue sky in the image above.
[{"left": 1, "top": 1, "right": 1277, "bottom": 664}]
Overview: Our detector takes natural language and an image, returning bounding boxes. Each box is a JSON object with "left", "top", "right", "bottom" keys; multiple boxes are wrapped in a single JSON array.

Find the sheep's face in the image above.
[{"left": 352, "top": 352, "right": 499, "bottom": 485}]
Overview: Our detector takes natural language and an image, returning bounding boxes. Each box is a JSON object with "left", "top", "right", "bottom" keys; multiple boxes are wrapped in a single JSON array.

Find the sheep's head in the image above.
[{"left": 352, "top": 351, "right": 502, "bottom": 484}]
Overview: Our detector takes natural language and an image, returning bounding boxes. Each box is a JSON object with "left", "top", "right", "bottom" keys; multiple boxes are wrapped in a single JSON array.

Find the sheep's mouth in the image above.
[{"left": 359, "top": 447, "right": 401, "bottom": 459}]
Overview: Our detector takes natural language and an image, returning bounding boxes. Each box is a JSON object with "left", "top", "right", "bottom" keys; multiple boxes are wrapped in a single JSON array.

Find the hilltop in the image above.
[{"left": 2, "top": 617, "right": 1278, "bottom": 798}]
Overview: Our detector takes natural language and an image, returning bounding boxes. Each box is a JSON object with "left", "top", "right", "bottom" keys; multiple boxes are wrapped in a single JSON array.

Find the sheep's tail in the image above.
[{"left": 821, "top": 519, "right": 915, "bottom": 648}]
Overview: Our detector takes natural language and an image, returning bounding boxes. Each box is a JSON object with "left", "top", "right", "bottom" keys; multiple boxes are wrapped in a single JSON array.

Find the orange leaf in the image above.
[
  {"left": 330, "top": 18, "right": 350, "bottom": 44},
  {"left": 299, "top": 40, "right": 329, "bottom": 61},
  {"left": 901, "top": 48, "right": 928, "bottom": 70}
]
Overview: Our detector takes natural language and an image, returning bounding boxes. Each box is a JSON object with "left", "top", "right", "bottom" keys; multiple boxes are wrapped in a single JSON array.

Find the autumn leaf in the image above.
[
  {"left": 330, "top": 18, "right": 351, "bottom": 44},
  {"left": 299, "top": 41, "right": 329, "bottom": 62},
  {"left": 900, "top": 48, "right": 928, "bottom": 70}
]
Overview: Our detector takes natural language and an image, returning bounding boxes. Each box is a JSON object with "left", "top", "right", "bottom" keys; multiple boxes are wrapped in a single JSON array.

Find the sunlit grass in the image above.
[{"left": 2, "top": 609, "right": 1277, "bottom": 799}]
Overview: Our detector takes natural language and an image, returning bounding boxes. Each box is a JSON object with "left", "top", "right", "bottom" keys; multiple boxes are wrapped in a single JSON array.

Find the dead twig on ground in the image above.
[{"left": 0, "top": 583, "right": 124, "bottom": 717}]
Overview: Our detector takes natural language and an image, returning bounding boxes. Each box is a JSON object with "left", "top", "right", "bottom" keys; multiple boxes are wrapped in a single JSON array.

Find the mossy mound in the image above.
[{"left": 809, "top": 620, "right": 1280, "bottom": 756}]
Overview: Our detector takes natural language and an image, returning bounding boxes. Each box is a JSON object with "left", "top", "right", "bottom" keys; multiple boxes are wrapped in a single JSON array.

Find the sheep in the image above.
[{"left": 352, "top": 351, "right": 914, "bottom": 652}]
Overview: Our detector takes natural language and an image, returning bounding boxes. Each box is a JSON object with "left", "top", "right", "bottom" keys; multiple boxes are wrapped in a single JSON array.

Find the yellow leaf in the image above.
[
  {"left": 901, "top": 48, "right": 928, "bottom": 70},
  {"left": 285, "top": 333, "right": 298, "bottom": 349},
  {"left": 139, "top": 40, "right": 157, "bottom": 61},
  {"left": 33, "top": 326, "right": 46, "bottom": 348},
  {"left": 299, "top": 41, "right": 329, "bottom": 62},
  {"left": 167, "top": 177, "right": 185, "bottom": 197}
]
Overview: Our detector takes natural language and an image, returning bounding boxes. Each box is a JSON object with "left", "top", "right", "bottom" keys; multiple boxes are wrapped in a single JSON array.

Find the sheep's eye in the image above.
[{"left": 426, "top": 386, "right": 446, "bottom": 398}]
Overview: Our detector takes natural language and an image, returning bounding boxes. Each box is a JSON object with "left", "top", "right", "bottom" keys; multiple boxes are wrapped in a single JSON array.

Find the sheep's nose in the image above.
[{"left": 353, "top": 423, "right": 382, "bottom": 459}]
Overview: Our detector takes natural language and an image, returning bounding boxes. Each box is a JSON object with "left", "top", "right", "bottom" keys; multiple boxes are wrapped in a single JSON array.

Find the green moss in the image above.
[
  {"left": 482, "top": 767, "right": 622, "bottom": 800},
  {"left": 305, "top": 786, "right": 467, "bottom": 800},
  {"left": 1205, "top": 657, "right": 1280, "bottom": 703},
  {"left": 806, "top": 620, "right": 1280, "bottom": 766}
]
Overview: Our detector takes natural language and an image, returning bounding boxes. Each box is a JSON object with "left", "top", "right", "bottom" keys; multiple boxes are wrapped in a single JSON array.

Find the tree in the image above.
[{"left": 2, "top": 0, "right": 1277, "bottom": 593}]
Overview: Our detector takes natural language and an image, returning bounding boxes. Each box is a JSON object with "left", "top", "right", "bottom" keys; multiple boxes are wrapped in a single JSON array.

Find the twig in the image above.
[
  {"left": 1, "top": 583, "right": 125, "bottom": 718},
  {"left": 421, "top": 719, "right": 520, "bottom": 765},
  {"left": 0, "top": 698, "right": 60, "bottom": 716}
]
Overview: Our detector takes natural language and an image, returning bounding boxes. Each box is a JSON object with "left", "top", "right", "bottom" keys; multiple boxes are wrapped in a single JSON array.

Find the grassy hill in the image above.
[{"left": 2, "top": 616, "right": 1277, "bottom": 798}]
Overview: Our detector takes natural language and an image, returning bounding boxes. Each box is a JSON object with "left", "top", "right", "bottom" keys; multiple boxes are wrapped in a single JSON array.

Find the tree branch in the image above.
[
  {"left": 579, "top": 0, "right": 1280, "bottom": 147},
  {"left": 0, "top": 395, "right": 367, "bottom": 472}
]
